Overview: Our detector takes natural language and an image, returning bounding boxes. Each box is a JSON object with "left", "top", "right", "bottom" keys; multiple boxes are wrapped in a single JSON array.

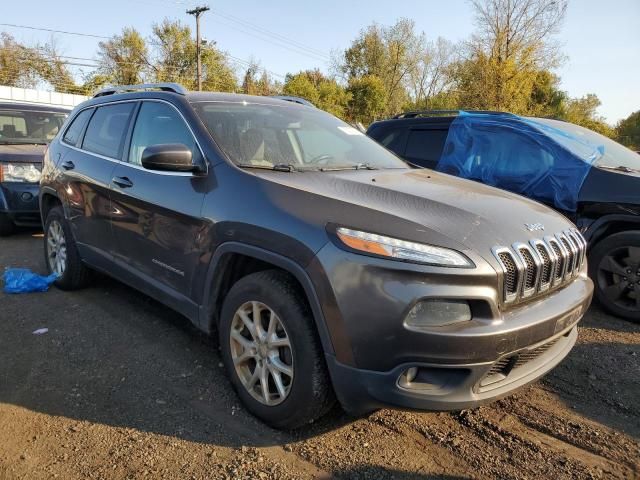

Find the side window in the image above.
[
  {"left": 63, "top": 108, "right": 93, "bottom": 146},
  {"left": 405, "top": 129, "right": 449, "bottom": 167},
  {"left": 82, "top": 103, "right": 135, "bottom": 159},
  {"left": 476, "top": 128, "right": 555, "bottom": 191},
  {"left": 128, "top": 102, "right": 201, "bottom": 166}
]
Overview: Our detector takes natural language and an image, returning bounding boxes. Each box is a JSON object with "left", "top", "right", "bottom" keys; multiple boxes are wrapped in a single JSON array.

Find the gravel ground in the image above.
[{"left": 0, "top": 231, "right": 638, "bottom": 480}]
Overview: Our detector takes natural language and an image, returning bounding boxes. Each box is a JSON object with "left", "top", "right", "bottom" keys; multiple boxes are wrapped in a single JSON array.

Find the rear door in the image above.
[
  {"left": 109, "top": 100, "right": 207, "bottom": 299},
  {"left": 60, "top": 102, "right": 135, "bottom": 262}
]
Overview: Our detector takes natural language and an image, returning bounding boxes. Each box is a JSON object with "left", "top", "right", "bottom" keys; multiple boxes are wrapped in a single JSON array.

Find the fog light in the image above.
[{"left": 405, "top": 299, "right": 472, "bottom": 329}]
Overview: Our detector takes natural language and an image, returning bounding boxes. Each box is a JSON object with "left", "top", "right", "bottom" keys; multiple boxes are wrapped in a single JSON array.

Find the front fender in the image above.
[{"left": 197, "top": 241, "right": 335, "bottom": 356}]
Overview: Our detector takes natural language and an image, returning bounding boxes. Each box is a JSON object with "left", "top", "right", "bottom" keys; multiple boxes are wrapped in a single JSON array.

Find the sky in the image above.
[{"left": 3, "top": 0, "right": 639, "bottom": 123}]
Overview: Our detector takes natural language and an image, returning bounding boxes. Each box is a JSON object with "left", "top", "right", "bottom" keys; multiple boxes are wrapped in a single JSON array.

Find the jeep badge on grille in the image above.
[{"left": 525, "top": 223, "right": 545, "bottom": 232}]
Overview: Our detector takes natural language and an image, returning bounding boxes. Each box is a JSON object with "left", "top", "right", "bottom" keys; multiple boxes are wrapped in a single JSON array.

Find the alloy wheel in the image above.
[
  {"left": 47, "top": 220, "right": 67, "bottom": 277},
  {"left": 597, "top": 246, "right": 640, "bottom": 312},
  {"left": 229, "top": 301, "right": 294, "bottom": 406}
]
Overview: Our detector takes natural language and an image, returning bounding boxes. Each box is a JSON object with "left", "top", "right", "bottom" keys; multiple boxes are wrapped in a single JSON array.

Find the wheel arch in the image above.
[
  {"left": 583, "top": 214, "right": 640, "bottom": 249},
  {"left": 198, "top": 242, "right": 335, "bottom": 356},
  {"left": 39, "top": 187, "right": 63, "bottom": 224}
]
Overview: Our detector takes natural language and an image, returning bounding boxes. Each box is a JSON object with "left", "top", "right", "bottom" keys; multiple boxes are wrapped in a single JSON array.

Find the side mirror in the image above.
[{"left": 141, "top": 143, "right": 200, "bottom": 172}]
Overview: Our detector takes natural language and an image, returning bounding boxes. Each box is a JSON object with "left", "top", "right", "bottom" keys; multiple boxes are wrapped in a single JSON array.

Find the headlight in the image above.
[
  {"left": 0, "top": 163, "right": 42, "bottom": 183},
  {"left": 335, "top": 227, "right": 473, "bottom": 267}
]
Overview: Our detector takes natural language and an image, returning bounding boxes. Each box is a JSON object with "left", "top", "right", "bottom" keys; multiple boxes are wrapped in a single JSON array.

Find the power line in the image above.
[
  {"left": 2, "top": 22, "right": 287, "bottom": 79},
  {"left": 0, "top": 23, "right": 109, "bottom": 39}
]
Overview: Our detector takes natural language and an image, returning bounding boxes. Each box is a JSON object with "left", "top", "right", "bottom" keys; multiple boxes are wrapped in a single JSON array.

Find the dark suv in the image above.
[
  {"left": 368, "top": 111, "right": 640, "bottom": 321},
  {"left": 0, "top": 102, "right": 69, "bottom": 235},
  {"left": 41, "top": 84, "right": 593, "bottom": 428}
]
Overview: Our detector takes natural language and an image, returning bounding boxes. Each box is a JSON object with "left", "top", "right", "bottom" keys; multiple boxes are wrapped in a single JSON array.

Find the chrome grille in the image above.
[
  {"left": 498, "top": 252, "right": 518, "bottom": 295},
  {"left": 534, "top": 242, "right": 552, "bottom": 288},
  {"left": 493, "top": 228, "right": 587, "bottom": 305}
]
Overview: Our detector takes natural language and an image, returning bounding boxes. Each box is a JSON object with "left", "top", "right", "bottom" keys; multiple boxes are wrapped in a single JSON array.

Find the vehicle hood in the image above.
[
  {"left": 0, "top": 144, "right": 47, "bottom": 163},
  {"left": 579, "top": 165, "right": 640, "bottom": 206},
  {"left": 254, "top": 168, "right": 575, "bottom": 265}
]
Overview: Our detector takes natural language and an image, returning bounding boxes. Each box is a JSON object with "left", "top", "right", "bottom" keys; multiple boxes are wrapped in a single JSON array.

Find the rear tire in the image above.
[
  {"left": 589, "top": 231, "right": 640, "bottom": 322},
  {"left": 43, "top": 206, "right": 92, "bottom": 290},
  {"left": 0, "top": 213, "right": 14, "bottom": 236},
  {"left": 219, "top": 270, "right": 335, "bottom": 429}
]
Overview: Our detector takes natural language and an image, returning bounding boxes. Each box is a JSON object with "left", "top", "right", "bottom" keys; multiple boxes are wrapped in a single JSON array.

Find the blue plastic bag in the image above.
[{"left": 2, "top": 268, "right": 58, "bottom": 294}]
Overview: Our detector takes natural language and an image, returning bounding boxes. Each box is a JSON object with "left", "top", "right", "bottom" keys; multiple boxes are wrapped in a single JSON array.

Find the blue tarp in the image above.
[
  {"left": 436, "top": 112, "right": 603, "bottom": 212},
  {"left": 2, "top": 268, "right": 58, "bottom": 293}
]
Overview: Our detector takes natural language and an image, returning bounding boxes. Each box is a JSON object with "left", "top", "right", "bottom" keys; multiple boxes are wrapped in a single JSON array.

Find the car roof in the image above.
[
  {"left": 0, "top": 102, "right": 72, "bottom": 113},
  {"left": 368, "top": 110, "right": 522, "bottom": 132}
]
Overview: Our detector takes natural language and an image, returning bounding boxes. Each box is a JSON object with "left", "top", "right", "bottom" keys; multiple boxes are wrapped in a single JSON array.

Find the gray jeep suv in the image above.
[{"left": 40, "top": 83, "right": 593, "bottom": 429}]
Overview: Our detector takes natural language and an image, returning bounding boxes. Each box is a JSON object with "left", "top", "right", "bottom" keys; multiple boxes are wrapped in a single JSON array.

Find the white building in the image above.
[{"left": 0, "top": 85, "right": 88, "bottom": 109}]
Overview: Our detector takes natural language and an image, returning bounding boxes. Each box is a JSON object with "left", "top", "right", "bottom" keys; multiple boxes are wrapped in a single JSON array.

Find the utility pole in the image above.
[{"left": 186, "top": 5, "right": 210, "bottom": 91}]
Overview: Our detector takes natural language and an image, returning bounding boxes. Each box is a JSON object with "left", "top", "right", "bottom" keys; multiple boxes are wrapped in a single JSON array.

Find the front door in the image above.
[{"left": 109, "top": 100, "right": 207, "bottom": 298}]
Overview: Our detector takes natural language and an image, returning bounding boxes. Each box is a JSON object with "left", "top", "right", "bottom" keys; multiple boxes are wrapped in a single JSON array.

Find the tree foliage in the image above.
[
  {"left": 616, "top": 111, "right": 640, "bottom": 150},
  {"left": 97, "top": 27, "right": 149, "bottom": 85},
  {"left": 149, "top": 19, "right": 237, "bottom": 92},
  {"left": 283, "top": 70, "right": 350, "bottom": 118},
  {"left": 455, "top": 0, "right": 568, "bottom": 113},
  {"left": 346, "top": 75, "right": 386, "bottom": 124},
  {"left": 0, "top": 3, "right": 621, "bottom": 136}
]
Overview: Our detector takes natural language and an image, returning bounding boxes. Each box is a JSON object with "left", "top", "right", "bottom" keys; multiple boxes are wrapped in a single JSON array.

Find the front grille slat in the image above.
[{"left": 493, "top": 228, "right": 585, "bottom": 305}]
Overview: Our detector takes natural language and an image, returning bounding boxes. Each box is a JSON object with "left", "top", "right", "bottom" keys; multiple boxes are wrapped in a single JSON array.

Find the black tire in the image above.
[
  {"left": 0, "top": 213, "right": 14, "bottom": 236},
  {"left": 43, "top": 206, "right": 92, "bottom": 290},
  {"left": 589, "top": 231, "right": 640, "bottom": 322},
  {"left": 219, "top": 270, "right": 335, "bottom": 429}
]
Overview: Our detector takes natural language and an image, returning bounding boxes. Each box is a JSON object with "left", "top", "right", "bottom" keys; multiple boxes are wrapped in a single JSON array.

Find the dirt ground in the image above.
[{"left": 0, "top": 230, "right": 638, "bottom": 480}]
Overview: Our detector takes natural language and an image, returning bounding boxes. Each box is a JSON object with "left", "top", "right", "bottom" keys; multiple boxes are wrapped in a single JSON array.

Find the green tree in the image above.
[
  {"left": 616, "top": 111, "right": 640, "bottom": 150},
  {"left": 337, "top": 18, "right": 424, "bottom": 115},
  {"left": 561, "top": 94, "right": 614, "bottom": 137},
  {"left": 283, "top": 70, "right": 350, "bottom": 119},
  {"left": 150, "top": 19, "right": 237, "bottom": 92},
  {"left": 97, "top": 27, "right": 149, "bottom": 85},
  {"left": 454, "top": 0, "right": 568, "bottom": 113},
  {"left": 241, "top": 61, "right": 277, "bottom": 96},
  {"left": 346, "top": 75, "right": 386, "bottom": 124},
  {"left": 0, "top": 33, "right": 42, "bottom": 88}
]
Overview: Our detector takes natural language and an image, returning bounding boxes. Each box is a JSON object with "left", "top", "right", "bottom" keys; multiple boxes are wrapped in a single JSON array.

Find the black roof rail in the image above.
[
  {"left": 392, "top": 109, "right": 515, "bottom": 119},
  {"left": 271, "top": 95, "right": 315, "bottom": 107},
  {"left": 93, "top": 83, "right": 187, "bottom": 98}
]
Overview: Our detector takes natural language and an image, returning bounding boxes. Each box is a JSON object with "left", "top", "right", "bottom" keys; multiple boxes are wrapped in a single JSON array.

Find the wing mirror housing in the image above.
[{"left": 141, "top": 143, "right": 204, "bottom": 173}]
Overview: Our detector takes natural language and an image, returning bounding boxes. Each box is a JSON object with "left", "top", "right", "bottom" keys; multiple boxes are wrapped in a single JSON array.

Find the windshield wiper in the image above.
[
  {"left": 598, "top": 165, "right": 640, "bottom": 173},
  {"left": 319, "top": 163, "right": 379, "bottom": 172},
  {"left": 237, "top": 163, "right": 297, "bottom": 172}
]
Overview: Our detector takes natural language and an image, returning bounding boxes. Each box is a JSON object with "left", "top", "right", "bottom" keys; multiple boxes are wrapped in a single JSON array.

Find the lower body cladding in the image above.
[
  {"left": 309, "top": 242, "right": 594, "bottom": 414},
  {"left": 0, "top": 182, "right": 41, "bottom": 227}
]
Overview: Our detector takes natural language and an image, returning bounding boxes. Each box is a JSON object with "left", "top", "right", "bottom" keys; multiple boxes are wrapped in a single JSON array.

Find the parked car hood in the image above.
[
  {"left": 254, "top": 167, "right": 575, "bottom": 261},
  {"left": 0, "top": 144, "right": 47, "bottom": 163},
  {"left": 579, "top": 165, "right": 640, "bottom": 206}
]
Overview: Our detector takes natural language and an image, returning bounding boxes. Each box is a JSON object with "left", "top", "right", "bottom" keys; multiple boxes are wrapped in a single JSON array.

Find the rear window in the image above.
[
  {"left": 63, "top": 108, "right": 93, "bottom": 146},
  {"left": 82, "top": 103, "right": 135, "bottom": 159}
]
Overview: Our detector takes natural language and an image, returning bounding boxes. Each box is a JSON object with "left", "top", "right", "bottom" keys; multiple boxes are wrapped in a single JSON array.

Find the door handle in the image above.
[
  {"left": 61, "top": 160, "right": 75, "bottom": 170},
  {"left": 112, "top": 176, "right": 134, "bottom": 188}
]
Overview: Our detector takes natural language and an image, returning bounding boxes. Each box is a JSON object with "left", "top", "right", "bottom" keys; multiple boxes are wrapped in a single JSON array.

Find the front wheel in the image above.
[
  {"left": 219, "top": 270, "right": 335, "bottom": 429},
  {"left": 589, "top": 231, "right": 640, "bottom": 322},
  {"left": 43, "top": 206, "right": 92, "bottom": 290}
]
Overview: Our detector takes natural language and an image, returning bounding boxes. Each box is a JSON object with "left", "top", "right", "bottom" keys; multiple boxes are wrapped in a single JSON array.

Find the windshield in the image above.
[
  {"left": 0, "top": 108, "right": 68, "bottom": 145},
  {"left": 191, "top": 101, "right": 408, "bottom": 170},
  {"left": 530, "top": 118, "right": 640, "bottom": 171}
]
